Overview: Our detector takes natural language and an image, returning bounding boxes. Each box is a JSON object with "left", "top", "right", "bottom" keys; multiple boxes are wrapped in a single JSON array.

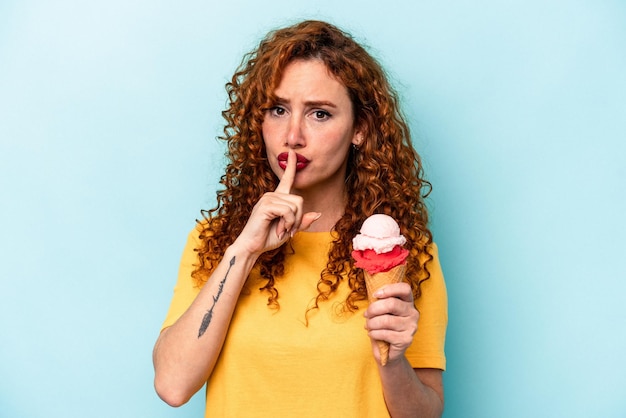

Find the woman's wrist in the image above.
[{"left": 224, "top": 242, "right": 261, "bottom": 272}]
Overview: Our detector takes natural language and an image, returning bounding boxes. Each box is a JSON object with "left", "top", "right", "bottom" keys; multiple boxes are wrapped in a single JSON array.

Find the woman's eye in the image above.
[
  {"left": 313, "top": 110, "right": 331, "bottom": 120},
  {"left": 270, "top": 106, "right": 286, "bottom": 116}
]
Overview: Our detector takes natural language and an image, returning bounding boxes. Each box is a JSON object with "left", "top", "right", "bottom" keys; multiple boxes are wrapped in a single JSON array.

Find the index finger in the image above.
[
  {"left": 373, "top": 282, "right": 413, "bottom": 302},
  {"left": 275, "top": 149, "right": 296, "bottom": 194}
]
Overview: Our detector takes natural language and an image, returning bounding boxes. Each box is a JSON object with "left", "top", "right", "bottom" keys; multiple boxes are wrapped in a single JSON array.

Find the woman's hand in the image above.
[
  {"left": 232, "top": 149, "right": 321, "bottom": 256},
  {"left": 364, "top": 282, "right": 419, "bottom": 365}
]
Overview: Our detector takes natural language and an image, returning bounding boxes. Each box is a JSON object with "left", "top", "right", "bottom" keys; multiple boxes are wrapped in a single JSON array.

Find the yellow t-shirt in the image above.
[{"left": 162, "top": 227, "right": 447, "bottom": 417}]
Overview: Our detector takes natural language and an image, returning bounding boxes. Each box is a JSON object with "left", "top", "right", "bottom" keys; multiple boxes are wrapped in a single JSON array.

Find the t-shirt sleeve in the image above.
[
  {"left": 405, "top": 243, "right": 448, "bottom": 370},
  {"left": 160, "top": 225, "right": 204, "bottom": 331}
]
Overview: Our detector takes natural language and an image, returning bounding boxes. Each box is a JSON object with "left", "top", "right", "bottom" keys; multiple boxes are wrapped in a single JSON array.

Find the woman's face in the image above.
[{"left": 262, "top": 59, "right": 362, "bottom": 197}]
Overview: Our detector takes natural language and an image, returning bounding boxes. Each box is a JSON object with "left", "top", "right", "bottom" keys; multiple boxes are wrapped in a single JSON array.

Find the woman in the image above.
[{"left": 153, "top": 20, "right": 447, "bottom": 417}]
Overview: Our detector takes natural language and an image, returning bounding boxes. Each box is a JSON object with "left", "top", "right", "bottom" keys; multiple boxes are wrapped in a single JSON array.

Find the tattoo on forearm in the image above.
[{"left": 197, "top": 256, "right": 236, "bottom": 338}]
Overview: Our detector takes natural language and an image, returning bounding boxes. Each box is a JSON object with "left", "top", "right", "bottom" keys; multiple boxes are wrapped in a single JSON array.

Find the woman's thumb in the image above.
[{"left": 299, "top": 212, "right": 322, "bottom": 231}]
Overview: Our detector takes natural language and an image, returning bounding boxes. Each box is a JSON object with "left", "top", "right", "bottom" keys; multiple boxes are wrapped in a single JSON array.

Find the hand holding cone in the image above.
[
  {"left": 352, "top": 214, "right": 409, "bottom": 366},
  {"left": 363, "top": 264, "right": 406, "bottom": 365}
]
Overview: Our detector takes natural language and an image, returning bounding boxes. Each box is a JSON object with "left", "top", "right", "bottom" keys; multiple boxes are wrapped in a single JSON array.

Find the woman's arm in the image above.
[
  {"left": 153, "top": 150, "right": 320, "bottom": 406},
  {"left": 153, "top": 244, "right": 258, "bottom": 406},
  {"left": 364, "top": 283, "right": 444, "bottom": 417},
  {"left": 379, "top": 362, "right": 444, "bottom": 418}
]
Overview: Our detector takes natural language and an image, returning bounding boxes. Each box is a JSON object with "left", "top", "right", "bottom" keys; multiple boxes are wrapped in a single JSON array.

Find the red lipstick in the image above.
[{"left": 277, "top": 152, "right": 309, "bottom": 171}]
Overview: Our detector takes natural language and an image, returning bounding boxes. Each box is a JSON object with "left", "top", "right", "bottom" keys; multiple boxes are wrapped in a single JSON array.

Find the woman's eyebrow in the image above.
[
  {"left": 305, "top": 100, "right": 337, "bottom": 108},
  {"left": 274, "top": 96, "right": 337, "bottom": 108}
]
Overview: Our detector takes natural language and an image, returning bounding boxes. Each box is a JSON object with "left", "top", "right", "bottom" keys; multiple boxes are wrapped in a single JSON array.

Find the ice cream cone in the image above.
[{"left": 364, "top": 263, "right": 406, "bottom": 366}]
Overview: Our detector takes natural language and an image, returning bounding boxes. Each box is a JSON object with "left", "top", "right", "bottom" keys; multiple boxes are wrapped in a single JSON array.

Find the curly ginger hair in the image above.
[{"left": 194, "top": 20, "right": 434, "bottom": 315}]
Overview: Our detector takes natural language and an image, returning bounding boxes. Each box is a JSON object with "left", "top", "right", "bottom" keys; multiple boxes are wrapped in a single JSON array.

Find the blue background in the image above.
[{"left": 1, "top": 1, "right": 624, "bottom": 417}]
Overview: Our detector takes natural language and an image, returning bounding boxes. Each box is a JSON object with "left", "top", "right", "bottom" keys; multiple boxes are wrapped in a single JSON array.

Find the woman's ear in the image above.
[{"left": 352, "top": 130, "right": 364, "bottom": 147}]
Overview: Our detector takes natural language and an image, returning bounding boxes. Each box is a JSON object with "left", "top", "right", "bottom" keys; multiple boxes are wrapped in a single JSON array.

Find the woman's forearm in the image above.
[
  {"left": 152, "top": 245, "right": 258, "bottom": 406},
  {"left": 379, "top": 358, "right": 444, "bottom": 418}
]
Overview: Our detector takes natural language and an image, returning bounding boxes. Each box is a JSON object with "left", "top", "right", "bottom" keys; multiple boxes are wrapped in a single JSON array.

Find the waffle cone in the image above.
[{"left": 364, "top": 263, "right": 406, "bottom": 366}]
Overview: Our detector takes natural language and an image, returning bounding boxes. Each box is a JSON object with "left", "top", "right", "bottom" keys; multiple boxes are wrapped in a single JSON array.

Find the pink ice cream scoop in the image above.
[{"left": 351, "top": 214, "right": 409, "bottom": 274}]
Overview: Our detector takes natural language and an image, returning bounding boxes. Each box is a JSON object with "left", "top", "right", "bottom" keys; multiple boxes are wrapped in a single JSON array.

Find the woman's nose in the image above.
[{"left": 285, "top": 117, "right": 305, "bottom": 148}]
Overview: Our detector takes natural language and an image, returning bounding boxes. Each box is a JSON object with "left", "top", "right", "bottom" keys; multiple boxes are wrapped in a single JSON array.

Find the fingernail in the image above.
[
  {"left": 374, "top": 288, "right": 384, "bottom": 298},
  {"left": 313, "top": 212, "right": 322, "bottom": 221}
]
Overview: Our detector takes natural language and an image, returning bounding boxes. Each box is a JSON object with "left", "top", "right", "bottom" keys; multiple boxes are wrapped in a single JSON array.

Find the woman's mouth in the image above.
[{"left": 277, "top": 152, "right": 309, "bottom": 171}]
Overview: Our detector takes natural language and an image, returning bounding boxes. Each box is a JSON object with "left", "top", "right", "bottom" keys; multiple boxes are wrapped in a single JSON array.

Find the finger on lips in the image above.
[
  {"left": 275, "top": 149, "right": 296, "bottom": 194},
  {"left": 273, "top": 150, "right": 300, "bottom": 239}
]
